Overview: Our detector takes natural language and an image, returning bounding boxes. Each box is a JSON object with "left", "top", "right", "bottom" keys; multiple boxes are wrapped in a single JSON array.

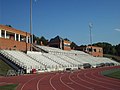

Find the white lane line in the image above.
[
  {"left": 37, "top": 74, "right": 50, "bottom": 90},
  {"left": 91, "top": 71, "right": 120, "bottom": 87},
  {"left": 21, "top": 75, "right": 41, "bottom": 90},
  {"left": 60, "top": 74, "right": 75, "bottom": 90},
  {"left": 84, "top": 72, "right": 114, "bottom": 90},
  {"left": 16, "top": 83, "right": 22, "bottom": 90},
  {"left": 0, "top": 82, "right": 13, "bottom": 85},
  {"left": 0, "top": 82, "right": 6, "bottom": 84},
  {"left": 49, "top": 74, "right": 57, "bottom": 90},
  {"left": 77, "top": 73, "right": 113, "bottom": 90},
  {"left": 69, "top": 73, "right": 94, "bottom": 90}
]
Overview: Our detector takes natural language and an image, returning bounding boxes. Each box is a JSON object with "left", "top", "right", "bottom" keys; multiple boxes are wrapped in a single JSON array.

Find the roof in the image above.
[
  {"left": 87, "top": 46, "right": 103, "bottom": 49},
  {"left": 0, "top": 24, "right": 30, "bottom": 36}
]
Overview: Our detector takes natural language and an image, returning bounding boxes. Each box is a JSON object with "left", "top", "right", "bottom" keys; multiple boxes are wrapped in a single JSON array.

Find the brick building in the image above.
[
  {"left": 86, "top": 46, "right": 103, "bottom": 57},
  {"left": 49, "top": 36, "right": 71, "bottom": 50},
  {"left": 0, "top": 25, "right": 31, "bottom": 51},
  {"left": 75, "top": 46, "right": 103, "bottom": 57}
]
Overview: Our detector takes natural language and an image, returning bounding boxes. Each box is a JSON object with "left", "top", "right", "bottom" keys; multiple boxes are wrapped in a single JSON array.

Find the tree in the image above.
[
  {"left": 112, "top": 46, "right": 117, "bottom": 55},
  {"left": 70, "top": 42, "right": 77, "bottom": 49},
  {"left": 93, "top": 42, "right": 113, "bottom": 54},
  {"left": 64, "top": 38, "right": 70, "bottom": 41},
  {"left": 33, "top": 35, "right": 48, "bottom": 46},
  {"left": 115, "top": 44, "right": 120, "bottom": 56},
  {"left": 33, "top": 34, "right": 40, "bottom": 44},
  {"left": 6, "top": 25, "right": 12, "bottom": 27},
  {"left": 92, "top": 42, "right": 120, "bottom": 56},
  {"left": 40, "top": 36, "right": 48, "bottom": 46}
]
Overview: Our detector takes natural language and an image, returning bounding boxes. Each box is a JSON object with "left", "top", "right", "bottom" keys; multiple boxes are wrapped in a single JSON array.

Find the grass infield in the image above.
[
  {"left": 102, "top": 69, "right": 120, "bottom": 79},
  {"left": 0, "top": 84, "right": 18, "bottom": 90}
]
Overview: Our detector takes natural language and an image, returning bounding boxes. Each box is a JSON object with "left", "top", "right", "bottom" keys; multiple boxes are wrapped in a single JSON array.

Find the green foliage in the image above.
[
  {"left": 70, "top": 42, "right": 77, "bottom": 49},
  {"left": 0, "top": 84, "right": 18, "bottom": 90},
  {"left": 33, "top": 35, "right": 48, "bottom": 46},
  {"left": 115, "top": 44, "right": 120, "bottom": 56},
  {"left": 5, "top": 25, "right": 12, "bottom": 27},
  {"left": 40, "top": 36, "right": 48, "bottom": 46},
  {"left": 64, "top": 38, "right": 70, "bottom": 41},
  {"left": 93, "top": 42, "right": 120, "bottom": 56}
]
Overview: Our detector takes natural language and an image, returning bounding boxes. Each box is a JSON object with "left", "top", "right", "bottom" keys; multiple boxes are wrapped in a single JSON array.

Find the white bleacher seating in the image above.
[
  {"left": 27, "top": 51, "right": 62, "bottom": 71},
  {"left": 35, "top": 45, "right": 120, "bottom": 67},
  {"left": 42, "top": 53, "right": 75, "bottom": 69},
  {"left": 0, "top": 45, "right": 119, "bottom": 74},
  {"left": 0, "top": 50, "right": 45, "bottom": 73}
]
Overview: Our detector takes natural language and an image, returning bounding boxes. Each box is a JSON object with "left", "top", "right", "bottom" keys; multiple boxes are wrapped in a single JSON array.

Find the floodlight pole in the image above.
[
  {"left": 89, "top": 23, "right": 93, "bottom": 55},
  {"left": 30, "top": 0, "right": 33, "bottom": 51}
]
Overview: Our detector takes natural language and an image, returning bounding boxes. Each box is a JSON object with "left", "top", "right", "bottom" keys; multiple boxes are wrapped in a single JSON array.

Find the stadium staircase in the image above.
[{"left": 32, "top": 44, "right": 48, "bottom": 53}]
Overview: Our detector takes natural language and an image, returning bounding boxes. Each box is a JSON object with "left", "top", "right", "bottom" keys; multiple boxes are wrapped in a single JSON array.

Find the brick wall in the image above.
[
  {"left": 0, "top": 38, "right": 30, "bottom": 51},
  {"left": 87, "top": 46, "right": 103, "bottom": 57},
  {"left": 64, "top": 46, "right": 71, "bottom": 51}
]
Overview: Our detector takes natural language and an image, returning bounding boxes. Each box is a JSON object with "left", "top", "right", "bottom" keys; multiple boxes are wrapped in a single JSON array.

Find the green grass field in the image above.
[
  {"left": 0, "top": 84, "right": 18, "bottom": 90},
  {"left": 102, "top": 69, "right": 120, "bottom": 79},
  {"left": 105, "top": 70, "right": 120, "bottom": 79},
  {"left": 0, "top": 59, "right": 13, "bottom": 76}
]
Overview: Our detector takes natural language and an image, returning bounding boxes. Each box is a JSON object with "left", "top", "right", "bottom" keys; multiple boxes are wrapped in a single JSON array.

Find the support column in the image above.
[
  {"left": 26, "top": 36, "right": 28, "bottom": 43},
  {"left": 5, "top": 30, "right": 6, "bottom": 38},
  {"left": 0, "top": 30, "right": 1, "bottom": 37},
  {"left": 18, "top": 34, "right": 20, "bottom": 41},
  {"left": 15, "top": 33, "right": 16, "bottom": 41}
]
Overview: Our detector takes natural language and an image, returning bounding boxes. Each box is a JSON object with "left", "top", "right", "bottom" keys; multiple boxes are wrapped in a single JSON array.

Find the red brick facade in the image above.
[
  {"left": 86, "top": 46, "right": 103, "bottom": 57},
  {"left": 0, "top": 25, "right": 31, "bottom": 51},
  {"left": 63, "top": 40, "right": 71, "bottom": 50},
  {"left": 0, "top": 38, "right": 30, "bottom": 51}
]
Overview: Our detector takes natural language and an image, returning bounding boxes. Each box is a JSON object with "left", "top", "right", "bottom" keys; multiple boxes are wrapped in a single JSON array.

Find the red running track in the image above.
[{"left": 0, "top": 66, "right": 120, "bottom": 90}]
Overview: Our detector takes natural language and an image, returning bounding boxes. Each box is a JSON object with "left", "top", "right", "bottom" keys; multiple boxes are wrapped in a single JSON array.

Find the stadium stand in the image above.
[
  {"left": 34, "top": 45, "right": 120, "bottom": 67},
  {"left": 0, "top": 45, "right": 119, "bottom": 74},
  {"left": 42, "top": 53, "right": 78, "bottom": 70},
  {"left": 0, "top": 50, "right": 45, "bottom": 73},
  {"left": 27, "top": 51, "right": 63, "bottom": 71}
]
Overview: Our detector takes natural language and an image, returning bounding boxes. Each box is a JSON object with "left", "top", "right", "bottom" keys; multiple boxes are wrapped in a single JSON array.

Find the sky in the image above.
[{"left": 0, "top": 0, "right": 120, "bottom": 45}]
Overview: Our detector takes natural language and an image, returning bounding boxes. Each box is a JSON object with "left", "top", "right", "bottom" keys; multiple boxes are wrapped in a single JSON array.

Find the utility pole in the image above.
[
  {"left": 89, "top": 22, "right": 93, "bottom": 55},
  {"left": 30, "top": 0, "right": 32, "bottom": 51}
]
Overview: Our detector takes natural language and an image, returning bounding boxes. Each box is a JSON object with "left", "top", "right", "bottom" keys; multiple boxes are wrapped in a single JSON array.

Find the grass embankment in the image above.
[
  {"left": 0, "top": 59, "right": 17, "bottom": 90},
  {"left": 0, "top": 59, "right": 13, "bottom": 76},
  {"left": 0, "top": 84, "right": 18, "bottom": 90},
  {"left": 104, "top": 54, "right": 120, "bottom": 63},
  {"left": 102, "top": 69, "right": 120, "bottom": 79}
]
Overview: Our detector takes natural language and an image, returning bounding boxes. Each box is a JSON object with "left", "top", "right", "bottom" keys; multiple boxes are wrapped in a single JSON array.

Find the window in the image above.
[
  {"left": 86, "top": 47, "right": 92, "bottom": 52},
  {"left": 99, "top": 49, "right": 101, "bottom": 52},
  {"left": 1, "top": 30, "right": 5, "bottom": 37},
  {"left": 94, "top": 49, "right": 96, "bottom": 52}
]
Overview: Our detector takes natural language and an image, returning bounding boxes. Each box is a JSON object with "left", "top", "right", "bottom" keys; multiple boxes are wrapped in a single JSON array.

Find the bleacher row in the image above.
[{"left": 0, "top": 45, "right": 119, "bottom": 73}]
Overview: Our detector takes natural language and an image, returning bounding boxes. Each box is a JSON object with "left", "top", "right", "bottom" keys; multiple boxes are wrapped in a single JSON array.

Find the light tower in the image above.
[{"left": 89, "top": 22, "right": 93, "bottom": 54}]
